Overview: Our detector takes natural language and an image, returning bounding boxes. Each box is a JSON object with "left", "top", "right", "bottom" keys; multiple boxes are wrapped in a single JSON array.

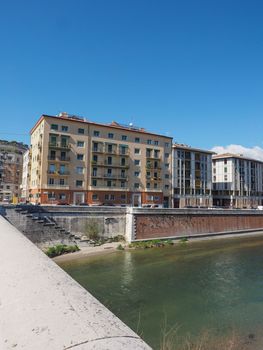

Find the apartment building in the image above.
[
  {"left": 172, "top": 144, "right": 214, "bottom": 208},
  {"left": 212, "top": 153, "right": 263, "bottom": 208},
  {"left": 21, "top": 149, "right": 31, "bottom": 202},
  {"left": 0, "top": 140, "right": 28, "bottom": 203},
  {"left": 29, "top": 113, "right": 173, "bottom": 207}
]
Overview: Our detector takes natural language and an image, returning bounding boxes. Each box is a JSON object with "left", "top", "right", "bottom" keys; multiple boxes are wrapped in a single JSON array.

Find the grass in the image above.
[
  {"left": 160, "top": 321, "right": 252, "bottom": 350},
  {"left": 128, "top": 239, "right": 174, "bottom": 250},
  {"left": 45, "top": 244, "right": 80, "bottom": 258}
]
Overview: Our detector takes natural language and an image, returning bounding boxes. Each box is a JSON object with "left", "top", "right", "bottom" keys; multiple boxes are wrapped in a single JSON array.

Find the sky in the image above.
[{"left": 1, "top": 0, "right": 263, "bottom": 156}]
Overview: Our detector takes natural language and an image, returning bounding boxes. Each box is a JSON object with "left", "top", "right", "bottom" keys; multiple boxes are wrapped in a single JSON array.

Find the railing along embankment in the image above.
[{"left": 0, "top": 216, "right": 151, "bottom": 350}]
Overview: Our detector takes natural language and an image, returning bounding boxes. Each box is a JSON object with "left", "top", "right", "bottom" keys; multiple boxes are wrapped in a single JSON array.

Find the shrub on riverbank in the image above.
[
  {"left": 128, "top": 239, "right": 174, "bottom": 249},
  {"left": 45, "top": 244, "right": 80, "bottom": 258}
]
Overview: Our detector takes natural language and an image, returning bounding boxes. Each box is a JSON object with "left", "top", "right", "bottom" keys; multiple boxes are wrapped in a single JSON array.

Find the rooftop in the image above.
[
  {"left": 173, "top": 143, "right": 215, "bottom": 154},
  {"left": 31, "top": 113, "right": 173, "bottom": 139},
  {"left": 212, "top": 153, "right": 263, "bottom": 163}
]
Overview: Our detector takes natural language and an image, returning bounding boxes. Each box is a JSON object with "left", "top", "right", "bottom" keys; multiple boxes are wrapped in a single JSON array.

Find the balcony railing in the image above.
[
  {"left": 47, "top": 170, "right": 70, "bottom": 175},
  {"left": 49, "top": 142, "right": 70, "bottom": 150},
  {"left": 43, "top": 184, "right": 70, "bottom": 190},
  {"left": 48, "top": 156, "right": 70, "bottom": 162}
]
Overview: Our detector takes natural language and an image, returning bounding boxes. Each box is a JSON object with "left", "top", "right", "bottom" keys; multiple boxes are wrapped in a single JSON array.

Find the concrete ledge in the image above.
[{"left": 0, "top": 216, "right": 151, "bottom": 350}]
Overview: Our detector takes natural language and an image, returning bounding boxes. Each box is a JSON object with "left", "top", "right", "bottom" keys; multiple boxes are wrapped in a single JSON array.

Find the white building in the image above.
[
  {"left": 212, "top": 153, "right": 263, "bottom": 208},
  {"left": 172, "top": 144, "right": 214, "bottom": 208},
  {"left": 21, "top": 149, "right": 31, "bottom": 202}
]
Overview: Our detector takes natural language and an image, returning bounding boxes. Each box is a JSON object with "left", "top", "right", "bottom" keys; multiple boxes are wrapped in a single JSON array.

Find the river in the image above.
[{"left": 58, "top": 234, "right": 263, "bottom": 349}]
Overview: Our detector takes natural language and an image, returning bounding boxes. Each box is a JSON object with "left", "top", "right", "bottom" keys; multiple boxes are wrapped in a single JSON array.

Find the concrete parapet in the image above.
[{"left": 0, "top": 216, "right": 151, "bottom": 350}]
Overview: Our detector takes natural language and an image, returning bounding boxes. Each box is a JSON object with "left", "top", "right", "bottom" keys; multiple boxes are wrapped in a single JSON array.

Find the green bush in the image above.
[
  {"left": 45, "top": 244, "right": 80, "bottom": 258},
  {"left": 85, "top": 219, "right": 100, "bottom": 240},
  {"left": 116, "top": 244, "right": 125, "bottom": 250}
]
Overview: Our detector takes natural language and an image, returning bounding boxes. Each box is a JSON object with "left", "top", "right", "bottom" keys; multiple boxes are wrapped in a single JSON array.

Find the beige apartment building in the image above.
[
  {"left": 212, "top": 153, "right": 263, "bottom": 208},
  {"left": 29, "top": 113, "right": 173, "bottom": 207},
  {"left": 172, "top": 144, "right": 214, "bottom": 208}
]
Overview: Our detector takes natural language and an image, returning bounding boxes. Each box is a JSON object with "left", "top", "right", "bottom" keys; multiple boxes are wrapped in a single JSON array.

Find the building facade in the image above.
[
  {"left": 29, "top": 113, "right": 173, "bottom": 207},
  {"left": 21, "top": 149, "right": 31, "bottom": 202},
  {"left": 0, "top": 140, "right": 28, "bottom": 203},
  {"left": 172, "top": 144, "right": 213, "bottom": 208},
  {"left": 212, "top": 153, "right": 263, "bottom": 208}
]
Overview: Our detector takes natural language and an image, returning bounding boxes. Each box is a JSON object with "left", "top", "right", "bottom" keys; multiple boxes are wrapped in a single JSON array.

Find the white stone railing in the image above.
[{"left": 0, "top": 216, "right": 151, "bottom": 350}]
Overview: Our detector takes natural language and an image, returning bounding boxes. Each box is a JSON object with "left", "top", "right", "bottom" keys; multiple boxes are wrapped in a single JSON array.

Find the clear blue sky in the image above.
[{"left": 1, "top": 0, "right": 263, "bottom": 149}]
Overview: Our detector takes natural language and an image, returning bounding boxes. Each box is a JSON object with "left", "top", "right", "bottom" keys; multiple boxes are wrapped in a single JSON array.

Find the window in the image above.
[
  {"left": 165, "top": 153, "right": 169, "bottom": 158},
  {"left": 122, "top": 135, "right": 127, "bottom": 141},
  {"left": 165, "top": 174, "right": 169, "bottom": 179},
  {"left": 78, "top": 128, "right": 84, "bottom": 134},
  {"left": 59, "top": 178, "right": 65, "bottom": 185},
  {"left": 135, "top": 137, "right": 140, "bottom": 143},
  {"left": 165, "top": 163, "right": 169, "bottom": 169},
  {"left": 93, "top": 130, "right": 100, "bottom": 137},
  {"left": 61, "top": 125, "right": 68, "bottom": 132},
  {"left": 147, "top": 140, "right": 152, "bottom": 145},
  {"left": 59, "top": 193, "right": 66, "bottom": 200},
  {"left": 93, "top": 155, "right": 98, "bottom": 162},
  {"left": 120, "top": 146, "right": 127, "bottom": 155},
  {"left": 48, "top": 192, "right": 56, "bottom": 199},
  {"left": 107, "top": 180, "right": 112, "bottom": 187},
  {"left": 77, "top": 154, "right": 84, "bottom": 160},
  {"left": 77, "top": 141, "right": 84, "bottom": 147},
  {"left": 146, "top": 183, "right": 150, "bottom": 189},
  {"left": 213, "top": 168, "right": 216, "bottom": 174},
  {"left": 121, "top": 181, "right": 125, "bottom": 188},
  {"left": 107, "top": 156, "right": 112, "bottom": 165},
  {"left": 108, "top": 133, "right": 114, "bottom": 139},
  {"left": 121, "top": 194, "right": 126, "bottom": 200},
  {"left": 59, "top": 165, "right": 66, "bottom": 174},
  {"left": 134, "top": 183, "right": 140, "bottom": 189},
  {"left": 224, "top": 159, "right": 227, "bottom": 164},
  {"left": 165, "top": 142, "right": 170, "bottom": 147},
  {"left": 92, "top": 179, "right": 97, "bottom": 186},
  {"left": 105, "top": 194, "right": 115, "bottom": 200},
  {"left": 135, "top": 148, "right": 140, "bottom": 154},
  {"left": 224, "top": 175, "right": 228, "bottom": 181},
  {"left": 154, "top": 183, "right": 158, "bottom": 189},
  {"left": 165, "top": 185, "right": 169, "bottom": 190},
  {"left": 134, "top": 159, "right": 140, "bottom": 166},
  {"left": 224, "top": 167, "right": 227, "bottom": 173},
  {"left": 76, "top": 180, "right": 83, "bottom": 187},
  {"left": 76, "top": 167, "right": 84, "bottom": 174},
  {"left": 48, "top": 178, "right": 54, "bottom": 185},
  {"left": 213, "top": 176, "right": 216, "bottom": 181},
  {"left": 134, "top": 171, "right": 140, "bottom": 177},
  {"left": 49, "top": 164, "right": 55, "bottom": 173},
  {"left": 121, "top": 158, "right": 126, "bottom": 166},
  {"left": 51, "top": 124, "right": 58, "bottom": 130},
  {"left": 92, "top": 194, "right": 98, "bottom": 200},
  {"left": 154, "top": 140, "right": 159, "bottom": 146}
]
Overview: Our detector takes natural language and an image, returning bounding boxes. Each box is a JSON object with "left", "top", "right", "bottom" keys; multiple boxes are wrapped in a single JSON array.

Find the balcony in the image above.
[
  {"left": 48, "top": 156, "right": 70, "bottom": 162},
  {"left": 43, "top": 184, "right": 70, "bottom": 190},
  {"left": 49, "top": 142, "right": 71, "bottom": 150},
  {"left": 47, "top": 170, "right": 70, "bottom": 176}
]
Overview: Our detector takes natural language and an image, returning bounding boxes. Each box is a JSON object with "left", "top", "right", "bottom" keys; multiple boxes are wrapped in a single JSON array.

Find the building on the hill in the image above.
[{"left": 0, "top": 140, "right": 28, "bottom": 203}]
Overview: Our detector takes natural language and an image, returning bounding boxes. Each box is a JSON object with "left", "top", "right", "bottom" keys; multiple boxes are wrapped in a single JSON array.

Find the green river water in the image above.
[{"left": 58, "top": 235, "right": 263, "bottom": 349}]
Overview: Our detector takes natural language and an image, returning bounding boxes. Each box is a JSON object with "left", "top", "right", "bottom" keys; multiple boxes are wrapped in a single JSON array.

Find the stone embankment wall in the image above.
[
  {"left": 131, "top": 208, "right": 263, "bottom": 240},
  {"left": 4, "top": 206, "right": 263, "bottom": 244},
  {"left": 0, "top": 216, "right": 151, "bottom": 350},
  {"left": 2, "top": 205, "right": 127, "bottom": 247}
]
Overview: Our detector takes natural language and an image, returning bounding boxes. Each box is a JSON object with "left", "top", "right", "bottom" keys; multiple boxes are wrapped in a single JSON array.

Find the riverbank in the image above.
[
  {"left": 53, "top": 230, "right": 263, "bottom": 263},
  {"left": 53, "top": 241, "right": 121, "bottom": 263}
]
